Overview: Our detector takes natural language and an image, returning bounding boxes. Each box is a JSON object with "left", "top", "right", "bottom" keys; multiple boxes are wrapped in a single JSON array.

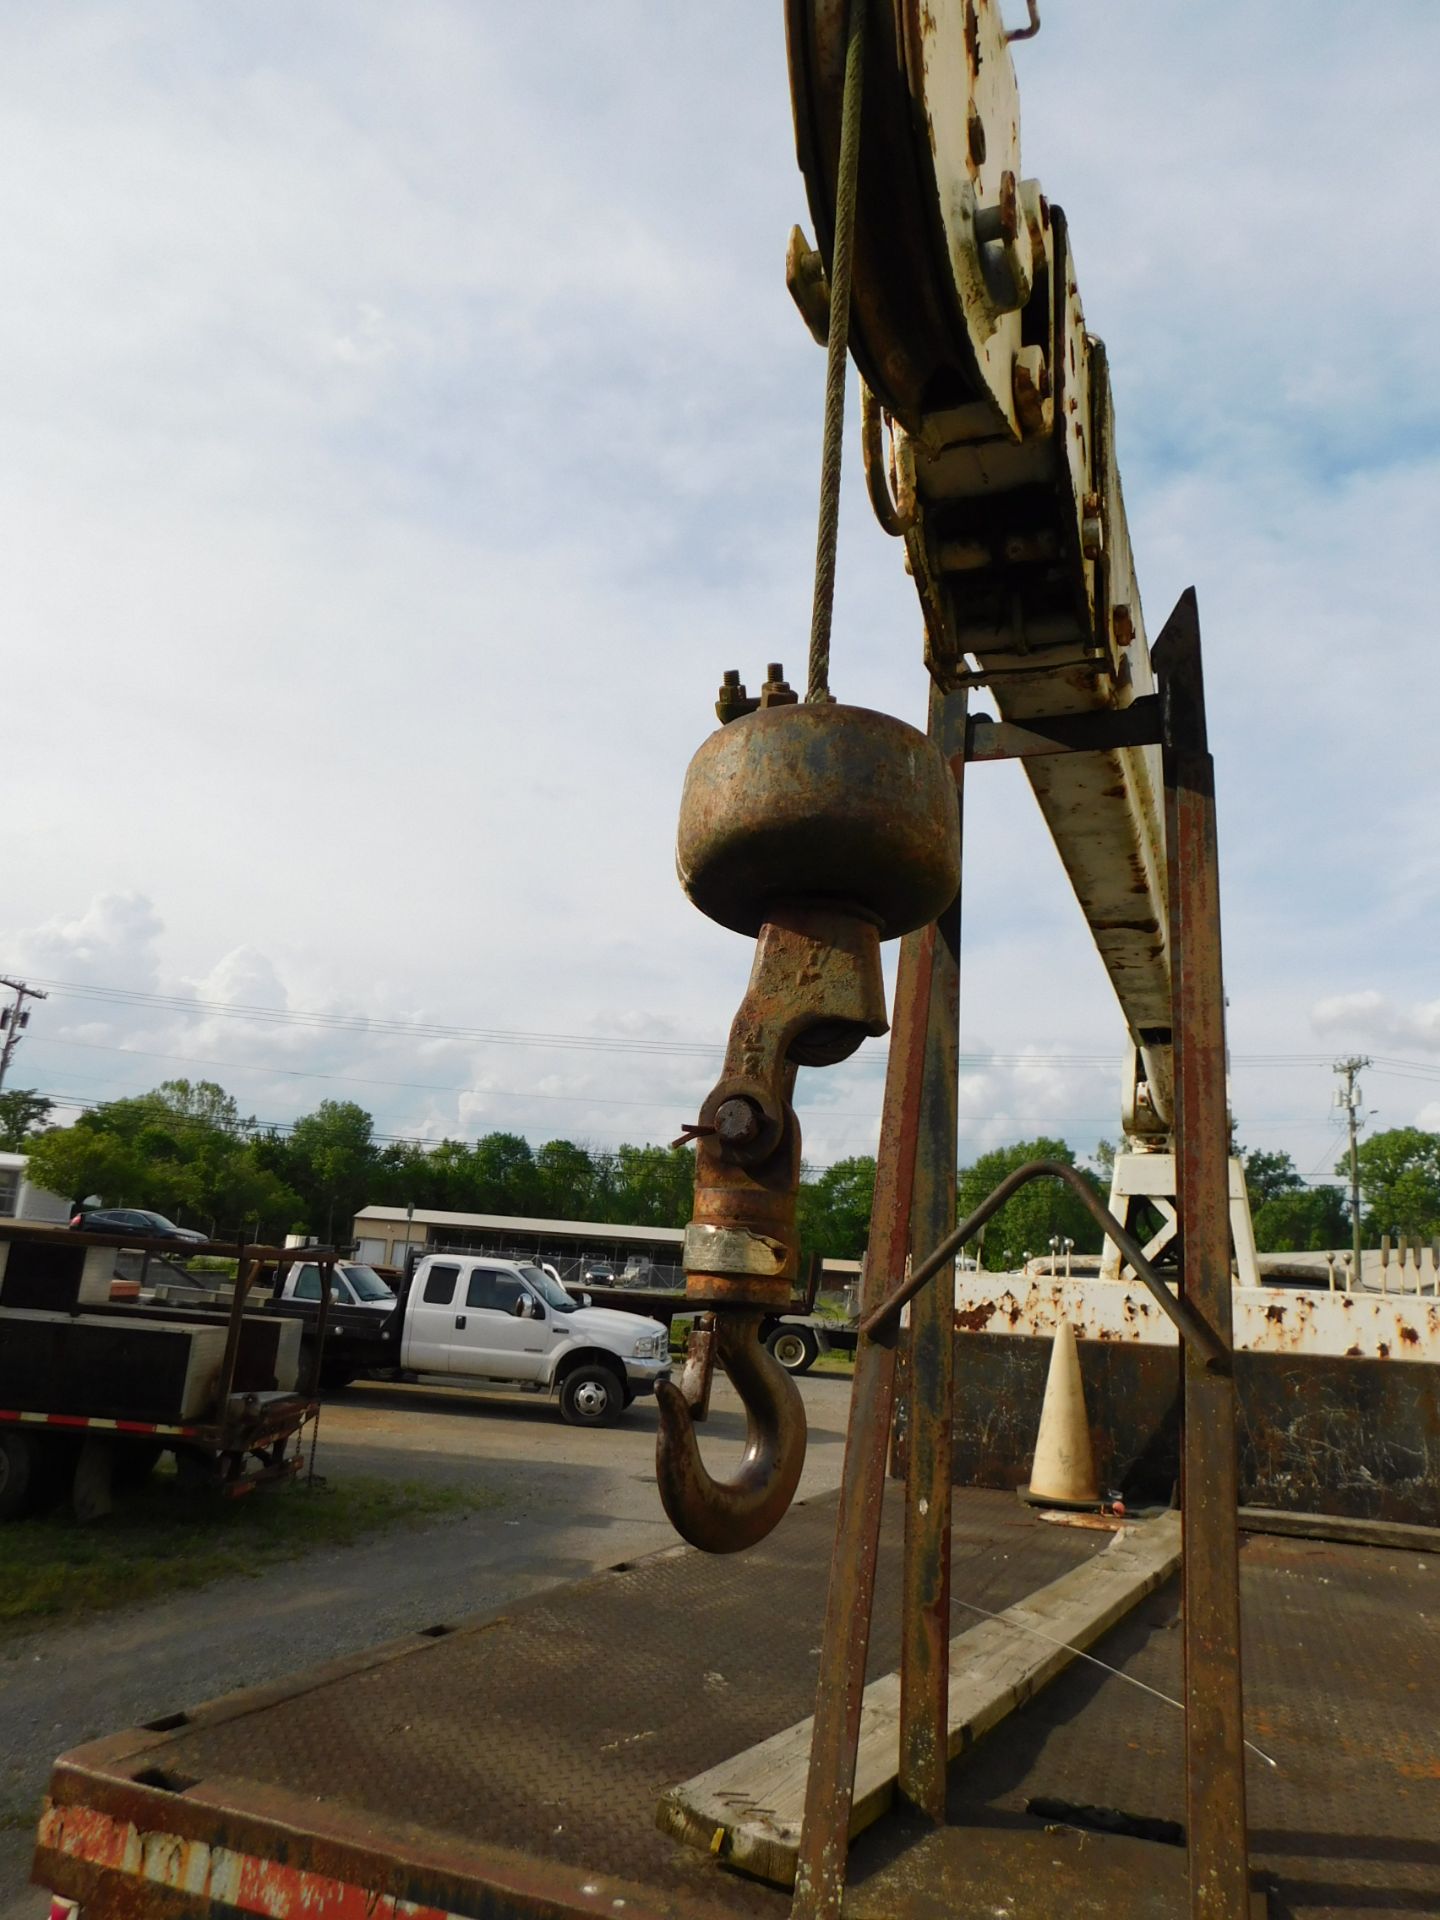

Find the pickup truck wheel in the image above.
[
  {"left": 766, "top": 1325, "right": 819, "bottom": 1374},
  {"left": 0, "top": 1430, "right": 38, "bottom": 1519},
  {"left": 559, "top": 1364, "right": 624, "bottom": 1428}
]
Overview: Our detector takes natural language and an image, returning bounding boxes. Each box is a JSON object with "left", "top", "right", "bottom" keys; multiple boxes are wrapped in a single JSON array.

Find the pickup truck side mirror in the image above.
[{"left": 513, "top": 1294, "right": 535, "bottom": 1319}]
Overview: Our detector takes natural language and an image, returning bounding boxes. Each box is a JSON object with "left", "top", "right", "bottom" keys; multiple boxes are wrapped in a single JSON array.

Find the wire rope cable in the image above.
[{"left": 805, "top": 0, "right": 867, "bottom": 704}]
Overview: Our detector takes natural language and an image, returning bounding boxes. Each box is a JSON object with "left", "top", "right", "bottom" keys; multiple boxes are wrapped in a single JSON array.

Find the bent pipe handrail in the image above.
[{"left": 858, "top": 1158, "right": 1227, "bottom": 1368}]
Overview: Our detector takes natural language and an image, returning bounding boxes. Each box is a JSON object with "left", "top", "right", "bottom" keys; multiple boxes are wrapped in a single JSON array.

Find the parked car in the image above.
[
  {"left": 582, "top": 1262, "right": 618, "bottom": 1287},
  {"left": 70, "top": 1207, "right": 207, "bottom": 1244}
]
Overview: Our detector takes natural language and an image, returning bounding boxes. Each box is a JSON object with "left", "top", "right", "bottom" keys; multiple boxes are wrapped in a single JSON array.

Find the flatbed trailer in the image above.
[
  {"left": 0, "top": 1223, "right": 339, "bottom": 1513},
  {"left": 31, "top": 1485, "right": 1439, "bottom": 1920}
]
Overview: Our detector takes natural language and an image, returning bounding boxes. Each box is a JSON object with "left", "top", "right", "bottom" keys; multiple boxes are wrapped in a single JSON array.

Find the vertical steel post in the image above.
[
  {"left": 1156, "top": 589, "right": 1250, "bottom": 1920},
  {"left": 215, "top": 1252, "right": 259, "bottom": 1418},
  {"left": 898, "top": 684, "right": 966, "bottom": 1816},
  {"left": 792, "top": 922, "right": 936, "bottom": 1920}
]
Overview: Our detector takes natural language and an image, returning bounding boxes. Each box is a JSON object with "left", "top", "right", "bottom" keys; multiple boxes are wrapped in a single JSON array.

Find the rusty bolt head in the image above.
[
  {"left": 759, "top": 663, "right": 798, "bottom": 709},
  {"left": 714, "top": 1097, "right": 764, "bottom": 1146},
  {"left": 1081, "top": 492, "right": 1105, "bottom": 561},
  {"left": 716, "top": 670, "right": 759, "bottom": 726},
  {"left": 967, "top": 103, "right": 987, "bottom": 168},
  {"left": 997, "top": 170, "right": 1018, "bottom": 244}
]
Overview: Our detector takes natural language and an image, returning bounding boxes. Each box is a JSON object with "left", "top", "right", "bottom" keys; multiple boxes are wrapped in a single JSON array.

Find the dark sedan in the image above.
[{"left": 71, "top": 1207, "right": 208, "bottom": 1244}]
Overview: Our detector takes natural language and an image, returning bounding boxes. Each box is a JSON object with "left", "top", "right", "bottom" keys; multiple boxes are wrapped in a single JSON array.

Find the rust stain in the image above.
[
  {"left": 1265, "top": 1304, "right": 1285, "bottom": 1325},
  {"left": 954, "top": 1301, "right": 994, "bottom": 1333},
  {"left": 1399, "top": 1324, "right": 1420, "bottom": 1346}
]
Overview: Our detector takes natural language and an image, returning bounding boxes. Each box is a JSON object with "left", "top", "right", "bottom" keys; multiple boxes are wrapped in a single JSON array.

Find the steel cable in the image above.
[{"left": 805, "top": 0, "right": 866, "bottom": 704}]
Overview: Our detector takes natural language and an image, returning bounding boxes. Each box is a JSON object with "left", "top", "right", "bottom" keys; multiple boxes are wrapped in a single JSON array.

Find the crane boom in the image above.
[{"left": 787, "top": 0, "right": 1174, "bottom": 1128}]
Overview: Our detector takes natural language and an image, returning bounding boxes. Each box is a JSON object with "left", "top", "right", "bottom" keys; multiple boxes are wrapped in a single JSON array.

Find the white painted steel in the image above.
[{"left": 954, "top": 1271, "right": 1440, "bottom": 1363}]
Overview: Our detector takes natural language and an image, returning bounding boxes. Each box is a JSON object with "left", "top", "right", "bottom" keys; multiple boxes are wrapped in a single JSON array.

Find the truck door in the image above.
[
  {"left": 404, "top": 1262, "right": 462, "bottom": 1372},
  {"left": 449, "top": 1267, "right": 547, "bottom": 1381}
]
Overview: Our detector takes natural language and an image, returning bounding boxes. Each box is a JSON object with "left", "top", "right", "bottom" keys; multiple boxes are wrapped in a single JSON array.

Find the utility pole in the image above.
[
  {"left": 1334, "top": 1055, "right": 1371, "bottom": 1288},
  {"left": 0, "top": 978, "right": 47, "bottom": 1094}
]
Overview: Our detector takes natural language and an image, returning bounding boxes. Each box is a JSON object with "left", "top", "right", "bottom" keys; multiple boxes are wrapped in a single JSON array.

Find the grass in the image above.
[{"left": 1, "top": 1470, "right": 498, "bottom": 1633}]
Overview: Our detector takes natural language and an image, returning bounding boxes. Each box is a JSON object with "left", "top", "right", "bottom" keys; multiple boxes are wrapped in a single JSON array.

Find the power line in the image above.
[{"left": 19, "top": 972, "right": 1440, "bottom": 1079}]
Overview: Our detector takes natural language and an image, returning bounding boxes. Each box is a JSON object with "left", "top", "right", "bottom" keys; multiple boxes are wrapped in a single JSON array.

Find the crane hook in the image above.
[{"left": 654, "top": 1312, "right": 807, "bottom": 1554}]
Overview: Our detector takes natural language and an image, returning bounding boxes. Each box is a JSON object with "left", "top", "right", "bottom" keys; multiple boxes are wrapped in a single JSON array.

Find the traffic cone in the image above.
[{"left": 1021, "top": 1320, "right": 1100, "bottom": 1510}]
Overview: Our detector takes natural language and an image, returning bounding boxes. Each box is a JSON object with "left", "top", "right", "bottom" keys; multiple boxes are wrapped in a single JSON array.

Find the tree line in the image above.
[{"left": 5, "top": 1080, "right": 1439, "bottom": 1263}]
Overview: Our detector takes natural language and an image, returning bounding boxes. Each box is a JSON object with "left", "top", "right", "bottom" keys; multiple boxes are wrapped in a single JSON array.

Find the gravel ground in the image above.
[{"left": 0, "top": 1368, "right": 852, "bottom": 1918}]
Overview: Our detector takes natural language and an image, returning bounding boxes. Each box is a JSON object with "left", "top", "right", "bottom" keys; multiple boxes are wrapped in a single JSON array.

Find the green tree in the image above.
[
  {"left": 1345, "top": 1127, "right": 1440, "bottom": 1240},
  {"left": 1241, "top": 1147, "right": 1304, "bottom": 1210},
  {"left": 534, "top": 1138, "right": 611, "bottom": 1220},
  {"left": 610, "top": 1143, "right": 695, "bottom": 1227},
  {"left": 957, "top": 1137, "right": 1104, "bottom": 1271},
  {"left": 469, "top": 1132, "right": 538, "bottom": 1214},
  {"left": 372, "top": 1136, "right": 479, "bottom": 1213},
  {"left": 797, "top": 1156, "right": 875, "bottom": 1259},
  {"left": 1251, "top": 1185, "right": 1348, "bottom": 1253},
  {"left": 24, "top": 1080, "right": 301, "bottom": 1237},
  {"left": 23, "top": 1125, "right": 149, "bottom": 1212},
  {"left": 275, "top": 1100, "right": 380, "bottom": 1241},
  {"left": 0, "top": 1089, "right": 53, "bottom": 1150}
]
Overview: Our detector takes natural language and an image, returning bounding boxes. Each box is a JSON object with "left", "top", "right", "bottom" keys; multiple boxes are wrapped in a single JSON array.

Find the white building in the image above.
[
  {"left": 352, "top": 1204, "right": 686, "bottom": 1285},
  {"left": 0, "top": 1151, "right": 71, "bottom": 1224}
]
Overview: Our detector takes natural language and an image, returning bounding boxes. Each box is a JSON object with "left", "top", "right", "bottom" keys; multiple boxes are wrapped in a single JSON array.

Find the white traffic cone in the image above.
[{"left": 1021, "top": 1320, "right": 1100, "bottom": 1509}]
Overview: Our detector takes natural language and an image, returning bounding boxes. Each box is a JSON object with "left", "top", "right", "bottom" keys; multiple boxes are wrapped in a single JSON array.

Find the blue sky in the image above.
[{"left": 3, "top": 2, "right": 1438, "bottom": 1186}]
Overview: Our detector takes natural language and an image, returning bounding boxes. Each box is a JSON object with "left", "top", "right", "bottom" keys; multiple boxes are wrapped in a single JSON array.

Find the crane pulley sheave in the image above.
[{"left": 787, "top": 0, "right": 1175, "bottom": 1132}]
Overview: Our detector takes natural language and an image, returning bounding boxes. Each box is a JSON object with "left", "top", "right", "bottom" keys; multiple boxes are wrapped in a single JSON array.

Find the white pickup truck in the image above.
[{"left": 399, "top": 1254, "right": 671, "bottom": 1426}]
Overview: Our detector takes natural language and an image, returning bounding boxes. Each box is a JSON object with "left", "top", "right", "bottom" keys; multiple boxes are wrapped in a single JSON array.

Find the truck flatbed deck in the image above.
[{"left": 34, "top": 1487, "right": 1438, "bottom": 1919}]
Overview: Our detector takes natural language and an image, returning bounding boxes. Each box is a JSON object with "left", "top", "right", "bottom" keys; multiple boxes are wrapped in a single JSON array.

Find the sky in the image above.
[{"left": 3, "top": 1, "right": 1439, "bottom": 1192}]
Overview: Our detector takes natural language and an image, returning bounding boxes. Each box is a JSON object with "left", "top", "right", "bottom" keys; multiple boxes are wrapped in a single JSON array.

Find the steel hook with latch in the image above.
[{"left": 654, "top": 1312, "right": 807, "bottom": 1554}]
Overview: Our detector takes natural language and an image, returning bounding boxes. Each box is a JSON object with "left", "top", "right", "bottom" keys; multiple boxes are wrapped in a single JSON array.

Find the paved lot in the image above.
[{"left": 0, "top": 1368, "right": 853, "bottom": 1919}]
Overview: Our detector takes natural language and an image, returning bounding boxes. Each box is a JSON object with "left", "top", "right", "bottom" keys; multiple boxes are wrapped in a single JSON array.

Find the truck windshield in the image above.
[
  {"left": 519, "top": 1264, "right": 576, "bottom": 1314},
  {"left": 343, "top": 1264, "right": 396, "bottom": 1302}
]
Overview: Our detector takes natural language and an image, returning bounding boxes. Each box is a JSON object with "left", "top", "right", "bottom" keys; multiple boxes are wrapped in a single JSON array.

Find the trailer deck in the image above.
[{"left": 34, "top": 1486, "right": 1438, "bottom": 1919}]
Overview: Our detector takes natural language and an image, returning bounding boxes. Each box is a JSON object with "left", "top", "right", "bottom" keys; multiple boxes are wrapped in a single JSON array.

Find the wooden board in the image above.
[
  {"left": 657, "top": 1512, "right": 1182, "bottom": 1889},
  {"left": 1238, "top": 1504, "right": 1440, "bottom": 1555}
]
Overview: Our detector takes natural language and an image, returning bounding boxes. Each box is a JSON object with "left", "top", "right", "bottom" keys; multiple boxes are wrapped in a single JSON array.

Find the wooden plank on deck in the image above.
[{"left": 657, "top": 1512, "right": 1182, "bottom": 1889}]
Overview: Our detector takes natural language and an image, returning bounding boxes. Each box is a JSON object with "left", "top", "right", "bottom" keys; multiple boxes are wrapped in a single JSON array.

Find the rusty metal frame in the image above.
[
  {"left": 791, "top": 590, "right": 1249, "bottom": 1919},
  {"left": 898, "top": 682, "right": 966, "bottom": 1819},
  {"left": 1156, "top": 590, "right": 1250, "bottom": 1917},
  {"left": 792, "top": 917, "right": 935, "bottom": 1920}
]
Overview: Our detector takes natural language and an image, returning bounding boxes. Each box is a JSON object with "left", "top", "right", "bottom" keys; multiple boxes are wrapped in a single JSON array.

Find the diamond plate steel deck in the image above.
[
  {"left": 845, "top": 1527, "right": 1439, "bottom": 1917},
  {"left": 40, "top": 1487, "right": 1102, "bottom": 1917},
  {"left": 37, "top": 1500, "right": 1436, "bottom": 1918}
]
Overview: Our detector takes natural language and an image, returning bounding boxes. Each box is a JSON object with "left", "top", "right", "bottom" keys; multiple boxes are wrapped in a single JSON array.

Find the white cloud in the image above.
[
  {"left": 1, "top": 4, "right": 1435, "bottom": 1184},
  {"left": 1311, "top": 992, "right": 1440, "bottom": 1055}
]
